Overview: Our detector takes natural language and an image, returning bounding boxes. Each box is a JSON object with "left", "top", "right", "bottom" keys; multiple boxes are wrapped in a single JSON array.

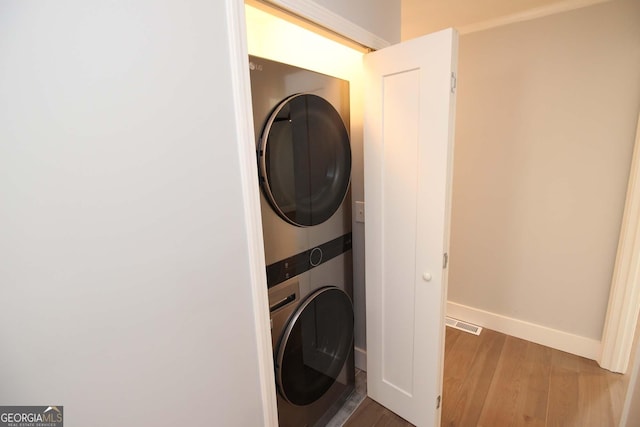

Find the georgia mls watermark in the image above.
[{"left": 0, "top": 406, "right": 63, "bottom": 427}]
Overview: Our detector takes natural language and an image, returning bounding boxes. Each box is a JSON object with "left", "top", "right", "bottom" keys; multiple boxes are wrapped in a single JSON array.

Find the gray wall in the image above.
[
  {"left": 314, "top": 0, "right": 401, "bottom": 44},
  {"left": 0, "top": 1, "right": 267, "bottom": 425},
  {"left": 449, "top": 0, "right": 640, "bottom": 340}
]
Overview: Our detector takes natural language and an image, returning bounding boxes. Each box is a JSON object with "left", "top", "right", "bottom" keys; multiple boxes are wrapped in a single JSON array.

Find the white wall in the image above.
[
  {"left": 449, "top": 0, "right": 640, "bottom": 349},
  {"left": 0, "top": 1, "right": 268, "bottom": 425}
]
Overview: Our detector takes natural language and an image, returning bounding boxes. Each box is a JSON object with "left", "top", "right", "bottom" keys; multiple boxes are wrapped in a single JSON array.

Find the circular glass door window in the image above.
[
  {"left": 258, "top": 93, "right": 351, "bottom": 227},
  {"left": 276, "top": 286, "right": 354, "bottom": 406}
]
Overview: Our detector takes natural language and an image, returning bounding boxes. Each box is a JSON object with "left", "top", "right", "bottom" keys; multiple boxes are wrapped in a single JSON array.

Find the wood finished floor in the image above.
[{"left": 344, "top": 327, "right": 625, "bottom": 427}]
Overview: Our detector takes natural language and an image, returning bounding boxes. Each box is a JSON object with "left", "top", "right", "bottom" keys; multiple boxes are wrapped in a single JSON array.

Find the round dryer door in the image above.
[
  {"left": 276, "top": 286, "right": 354, "bottom": 406},
  {"left": 258, "top": 93, "right": 351, "bottom": 227}
]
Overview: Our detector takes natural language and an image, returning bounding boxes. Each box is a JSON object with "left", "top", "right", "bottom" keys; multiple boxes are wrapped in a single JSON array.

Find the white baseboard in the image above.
[
  {"left": 354, "top": 346, "right": 367, "bottom": 371},
  {"left": 447, "top": 301, "right": 601, "bottom": 360}
]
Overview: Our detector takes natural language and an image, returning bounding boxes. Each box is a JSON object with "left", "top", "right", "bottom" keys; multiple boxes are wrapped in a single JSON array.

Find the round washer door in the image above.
[
  {"left": 259, "top": 93, "right": 351, "bottom": 227},
  {"left": 276, "top": 286, "right": 354, "bottom": 406}
]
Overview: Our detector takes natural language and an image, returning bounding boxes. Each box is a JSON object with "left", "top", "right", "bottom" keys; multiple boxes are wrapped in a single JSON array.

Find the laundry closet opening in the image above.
[
  {"left": 245, "top": 2, "right": 368, "bottom": 371},
  {"left": 245, "top": 4, "right": 370, "bottom": 425}
]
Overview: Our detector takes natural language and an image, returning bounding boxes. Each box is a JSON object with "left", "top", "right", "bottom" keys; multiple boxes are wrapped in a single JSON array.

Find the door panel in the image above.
[
  {"left": 381, "top": 69, "right": 420, "bottom": 396},
  {"left": 363, "top": 28, "right": 458, "bottom": 427}
]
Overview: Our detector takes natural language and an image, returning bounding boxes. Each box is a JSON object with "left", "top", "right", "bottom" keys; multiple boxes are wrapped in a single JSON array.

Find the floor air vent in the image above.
[{"left": 445, "top": 317, "right": 482, "bottom": 335}]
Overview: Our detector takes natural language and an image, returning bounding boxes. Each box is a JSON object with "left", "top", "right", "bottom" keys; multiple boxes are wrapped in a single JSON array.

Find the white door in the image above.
[{"left": 363, "top": 28, "right": 458, "bottom": 427}]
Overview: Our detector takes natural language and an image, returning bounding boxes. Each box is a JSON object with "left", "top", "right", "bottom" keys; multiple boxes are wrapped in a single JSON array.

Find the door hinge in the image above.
[
  {"left": 443, "top": 253, "right": 449, "bottom": 269},
  {"left": 450, "top": 72, "right": 457, "bottom": 94},
  {"left": 436, "top": 395, "right": 441, "bottom": 409}
]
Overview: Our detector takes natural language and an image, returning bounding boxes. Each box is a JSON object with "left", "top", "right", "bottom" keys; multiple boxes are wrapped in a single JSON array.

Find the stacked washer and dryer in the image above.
[{"left": 249, "top": 55, "right": 355, "bottom": 427}]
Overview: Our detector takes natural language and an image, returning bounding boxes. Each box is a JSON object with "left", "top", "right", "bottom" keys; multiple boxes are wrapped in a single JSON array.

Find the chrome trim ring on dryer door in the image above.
[
  {"left": 275, "top": 286, "right": 354, "bottom": 406},
  {"left": 258, "top": 93, "right": 351, "bottom": 227}
]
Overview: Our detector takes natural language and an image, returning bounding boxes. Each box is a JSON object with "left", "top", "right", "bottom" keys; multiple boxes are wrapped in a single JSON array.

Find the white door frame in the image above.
[
  {"left": 599, "top": 114, "right": 640, "bottom": 373},
  {"left": 227, "top": 0, "right": 279, "bottom": 425}
]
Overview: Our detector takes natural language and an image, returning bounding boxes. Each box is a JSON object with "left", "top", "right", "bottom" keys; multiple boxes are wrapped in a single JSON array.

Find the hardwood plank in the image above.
[
  {"left": 547, "top": 365, "right": 579, "bottom": 427},
  {"left": 515, "top": 341, "right": 552, "bottom": 427},
  {"left": 550, "top": 347, "right": 580, "bottom": 372},
  {"left": 608, "top": 370, "right": 626, "bottom": 427},
  {"left": 477, "top": 336, "right": 529, "bottom": 426},
  {"left": 444, "top": 327, "right": 462, "bottom": 357},
  {"left": 441, "top": 325, "right": 484, "bottom": 422},
  {"left": 547, "top": 348, "right": 586, "bottom": 427},
  {"left": 441, "top": 327, "right": 480, "bottom": 426},
  {"left": 343, "top": 397, "right": 387, "bottom": 427},
  {"left": 442, "top": 329, "right": 506, "bottom": 427},
  {"left": 373, "top": 408, "right": 413, "bottom": 427},
  {"left": 444, "top": 327, "right": 481, "bottom": 381},
  {"left": 575, "top": 356, "right": 616, "bottom": 427},
  {"left": 345, "top": 327, "right": 625, "bottom": 427}
]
